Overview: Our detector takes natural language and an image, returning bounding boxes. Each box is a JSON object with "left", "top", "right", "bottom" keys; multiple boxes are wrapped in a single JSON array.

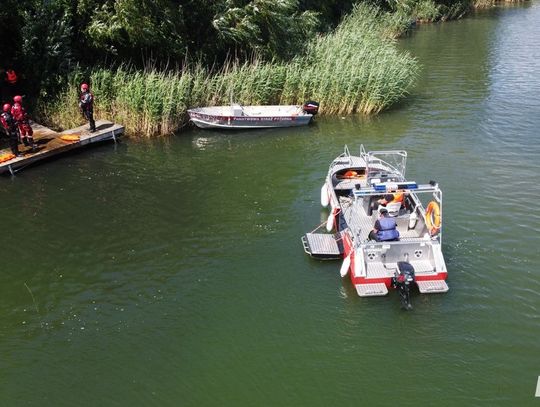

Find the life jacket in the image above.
[
  {"left": 11, "top": 103, "right": 28, "bottom": 122},
  {"left": 79, "top": 91, "right": 94, "bottom": 111},
  {"left": 392, "top": 192, "right": 404, "bottom": 203},
  {"left": 377, "top": 217, "right": 400, "bottom": 241},
  {"left": 6, "top": 69, "right": 17, "bottom": 84},
  {"left": 383, "top": 192, "right": 404, "bottom": 205}
]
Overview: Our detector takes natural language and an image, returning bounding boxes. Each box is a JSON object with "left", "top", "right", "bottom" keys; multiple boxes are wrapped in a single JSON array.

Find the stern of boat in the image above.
[{"left": 349, "top": 240, "right": 448, "bottom": 297}]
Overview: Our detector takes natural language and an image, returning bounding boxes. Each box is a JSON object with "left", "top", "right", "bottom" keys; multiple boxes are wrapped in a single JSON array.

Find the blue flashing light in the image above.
[{"left": 373, "top": 182, "right": 418, "bottom": 191}]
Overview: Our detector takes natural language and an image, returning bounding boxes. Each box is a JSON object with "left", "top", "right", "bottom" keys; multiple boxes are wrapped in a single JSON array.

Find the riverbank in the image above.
[
  {"left": 393, "top": 0, "right": 528, "bottom": 23},
  {"left": 38, "top": 4, "right": 418, "bottom": 137},
  {"left": 37, "top": 1, "right": 527, "bottom": 137}
]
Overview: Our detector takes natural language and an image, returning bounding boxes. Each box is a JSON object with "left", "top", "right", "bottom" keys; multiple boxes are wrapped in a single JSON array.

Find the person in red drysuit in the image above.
[
  {"left": 11, "top": 95, "right": 36, "bottom": 151},
  {"left": 1, "top": 103, "right": 22, "bottom": 156}
]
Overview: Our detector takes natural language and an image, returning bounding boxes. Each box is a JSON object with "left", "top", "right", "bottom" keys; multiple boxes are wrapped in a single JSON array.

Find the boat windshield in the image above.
[{"left": 365, "top": 150, "right": 407, "bottom": 184}]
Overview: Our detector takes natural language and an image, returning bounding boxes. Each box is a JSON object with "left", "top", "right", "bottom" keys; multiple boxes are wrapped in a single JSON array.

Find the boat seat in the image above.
[{"left": 378, "top": 202, "right": 402, "bottom": 217}]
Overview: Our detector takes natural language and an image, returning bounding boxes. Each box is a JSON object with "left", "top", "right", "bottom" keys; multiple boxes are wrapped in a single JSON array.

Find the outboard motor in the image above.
[
  {"left": 392, "top": 261, "right": 416, "bottom": 310},
  {"left": 302, "top": 100, "right": 319, "bottom": 115}
]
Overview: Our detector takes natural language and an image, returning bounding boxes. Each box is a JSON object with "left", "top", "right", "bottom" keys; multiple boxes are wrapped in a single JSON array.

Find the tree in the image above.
[
  {"left": 85, "top": 0, "right": 187, "bottom": 62},
  {"left": 212, "top": 0, "right": 319, "bottom": 61}
]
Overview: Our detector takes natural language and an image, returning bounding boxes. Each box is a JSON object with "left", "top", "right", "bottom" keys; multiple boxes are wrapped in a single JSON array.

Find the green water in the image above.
[{"left": 2, "top": 4, "right": 540, "bottom": 406}]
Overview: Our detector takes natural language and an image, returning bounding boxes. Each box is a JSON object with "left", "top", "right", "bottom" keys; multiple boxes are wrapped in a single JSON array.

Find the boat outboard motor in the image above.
[
  {"left": 302, "top": 101, "right": 319, "bottom": 115},
  {"left": 392, "top": 261, "right": 416, "bottom": 310}
]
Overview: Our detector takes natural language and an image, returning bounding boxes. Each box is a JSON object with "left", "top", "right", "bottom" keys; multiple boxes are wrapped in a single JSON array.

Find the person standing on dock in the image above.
[
  {"left": 12, "top": 95, "right": 36, "bottom": 151},
  {"left": 79, "top": 83, "right": 96, "bottom": 132},
  {"left": 1, "top": 103, "right": 22, "bottom": 156}
]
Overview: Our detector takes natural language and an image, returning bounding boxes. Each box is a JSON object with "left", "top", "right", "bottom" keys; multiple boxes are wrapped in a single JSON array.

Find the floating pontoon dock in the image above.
[{"left": 0, "top": 120, "right": 124, "bottom": 175}]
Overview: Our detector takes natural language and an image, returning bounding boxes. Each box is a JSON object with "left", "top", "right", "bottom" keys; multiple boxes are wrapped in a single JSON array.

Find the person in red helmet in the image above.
[
  {"left": 1, "top": 103, "right": 22, "bottom": 156},
  {"left": 11, "top": 95, "right": 36, "bottom": 151},
  {"left": 78, "top": 83, "right": 96, "bottom": 132}
]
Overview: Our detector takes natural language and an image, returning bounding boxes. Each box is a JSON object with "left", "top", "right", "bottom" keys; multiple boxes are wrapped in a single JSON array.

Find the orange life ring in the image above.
[
  {"left": 425, "top": 201, "right": 441, "bottom": 235},
  {"left": 0, "top": 153, "right": 16, "bottom": 163}
]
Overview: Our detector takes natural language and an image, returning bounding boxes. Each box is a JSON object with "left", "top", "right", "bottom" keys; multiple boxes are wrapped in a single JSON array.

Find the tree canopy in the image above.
[{"left": 0, "top": 0, "right": 485, "bottom": 98}]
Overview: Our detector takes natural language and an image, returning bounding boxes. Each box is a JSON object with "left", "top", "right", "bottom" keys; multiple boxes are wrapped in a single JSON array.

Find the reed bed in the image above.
[
  {"left": 41, "top": 4, "right": 418, "bottom": 137},
  {"left": 474, "top": 0, "right": 527, "bottom": 7}
]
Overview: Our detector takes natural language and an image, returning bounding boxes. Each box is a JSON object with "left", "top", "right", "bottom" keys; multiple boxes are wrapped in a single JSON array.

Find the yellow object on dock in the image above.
[
  {"left": 60, "top": 134, "right": 81, "bottom": 142},
  {"left": 0, "top": 120, "right": 124, "bottom": 175},
  {"left": 0, "top": 153, "right": 16, "bottom": 163}
]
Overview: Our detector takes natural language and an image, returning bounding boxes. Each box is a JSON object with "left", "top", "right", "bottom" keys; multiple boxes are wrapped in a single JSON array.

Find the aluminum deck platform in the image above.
[
  {"left": 302, "top": 233, "right": 342, "bottom": 259},
  {"left": 0, "top": 120, "right": 124, "bottom": 175},
  {"left": 355, "top": 283, "right": 388, "bottom": 297},
  {"left": 417, "top": 280, "right": 449, "bottom": 293}
]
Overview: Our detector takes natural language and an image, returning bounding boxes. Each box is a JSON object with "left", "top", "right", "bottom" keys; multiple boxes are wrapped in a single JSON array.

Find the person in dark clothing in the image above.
[
  {"left": 1, "top": 103, "right": 22, "bottom": 156},
  {"left": 369, "top": 192, "right": 404, "bottom": 215},
  {"left": 368, "top": 208, "right": 400, "bottom": 242},
  {"left": 78, "top": 83, "right": 96, "bottom": 132}
]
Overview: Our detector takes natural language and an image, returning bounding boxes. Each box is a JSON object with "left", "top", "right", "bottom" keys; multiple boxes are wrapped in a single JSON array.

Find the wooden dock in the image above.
[{"left": 0, "top": 120, "right": 124, "bottom": 175}]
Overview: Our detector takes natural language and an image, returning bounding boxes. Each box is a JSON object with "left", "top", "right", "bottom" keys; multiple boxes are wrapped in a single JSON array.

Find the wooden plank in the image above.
[{"left": 0, "top": 120, "right": 124, "bottom": 174}]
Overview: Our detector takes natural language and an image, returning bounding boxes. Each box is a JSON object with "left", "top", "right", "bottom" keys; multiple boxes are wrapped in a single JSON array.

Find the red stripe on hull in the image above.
[{"left": 351, "top": 273, "right": 448, "bottom": 288}]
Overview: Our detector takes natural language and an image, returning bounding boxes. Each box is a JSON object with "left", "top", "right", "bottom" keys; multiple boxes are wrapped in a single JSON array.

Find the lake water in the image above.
[{"left": 1, "top": 3, "right": 540, "bottom": 406}]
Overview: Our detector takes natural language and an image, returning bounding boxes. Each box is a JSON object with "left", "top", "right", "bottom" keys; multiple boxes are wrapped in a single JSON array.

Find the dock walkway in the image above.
[{"left": 0, "top": 120, "right": 124, "bottom": 175}]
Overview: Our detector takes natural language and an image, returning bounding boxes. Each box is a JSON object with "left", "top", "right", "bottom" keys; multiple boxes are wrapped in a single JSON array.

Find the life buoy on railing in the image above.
[{"left": 425, "top": 201, "right": 441, "bottom": 235}]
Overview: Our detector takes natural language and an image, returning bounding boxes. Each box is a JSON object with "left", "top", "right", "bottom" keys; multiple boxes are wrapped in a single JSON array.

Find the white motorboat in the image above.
[
  {"left": 187, "top": 102, "right": 319, "bottom": 129},
  {"left": 302, "top": 145, "right": 449, "bottom": 309}
]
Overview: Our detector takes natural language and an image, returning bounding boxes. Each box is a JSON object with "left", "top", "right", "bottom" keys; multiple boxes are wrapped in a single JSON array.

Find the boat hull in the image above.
[{"left": 188, "top": 105, "right": 313, "bottom": 129}]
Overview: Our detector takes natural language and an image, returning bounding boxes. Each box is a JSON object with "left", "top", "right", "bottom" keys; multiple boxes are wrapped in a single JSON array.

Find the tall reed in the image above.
[
  {"left": 474, "top": 0, "right": 527, "bottom": 7},
  {"left": 41, "top": 4, "right": 418, "bottom": 137}
]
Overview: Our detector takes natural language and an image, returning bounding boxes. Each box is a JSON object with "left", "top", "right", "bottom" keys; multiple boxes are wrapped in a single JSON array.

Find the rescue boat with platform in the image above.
[
  {"left": 187, "top": 101, "right": 319, "bottom": 129},
  {"left": 301, "top": 145, "right": 449, "bottom": 309}
]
